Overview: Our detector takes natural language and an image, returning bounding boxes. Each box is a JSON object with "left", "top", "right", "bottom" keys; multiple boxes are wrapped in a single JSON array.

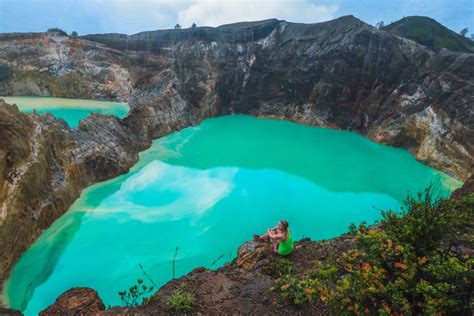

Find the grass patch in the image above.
[
  {"left": 167, "top": 284, "right": 194, "bottom": 312},
  {"left": 262, "top": 258, "right": 295, "bottom": 277}
]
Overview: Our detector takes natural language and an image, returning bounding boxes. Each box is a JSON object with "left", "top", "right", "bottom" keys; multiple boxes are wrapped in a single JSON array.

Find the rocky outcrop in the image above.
[
  {"left": 39, "top": 288, "right": 104, "bottom": 315},
  {"left": 83, "top": 19, "right": 281, "bottom": 51},
  {"left": 1, "top": 15, "right": 473, "bottom": 302},
  {"left": 451, "top": 175, "right": 474, "bottom": 200},
  {"left": 0, "top": 32, "right": 136, "bottom": 100},
  {"left": 40, "top": 238, "right": 352, "bottom": 315}
]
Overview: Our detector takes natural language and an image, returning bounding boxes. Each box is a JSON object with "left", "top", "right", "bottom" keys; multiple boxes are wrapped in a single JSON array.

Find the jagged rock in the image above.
[
  {"left": 0, "top": 307, "right": 22, "bottom": 315},
  {"left": 451, "top": 175, "right": 474, "bottom": 200},
  {"left": 102, "top": 238, "right": 341, "bottom": 314},
  {"left": 39, "top": 288, "right": 104, "bottom": 315},
  {"left": 236, "top": 240, "right": 273, "bottom": 270}
]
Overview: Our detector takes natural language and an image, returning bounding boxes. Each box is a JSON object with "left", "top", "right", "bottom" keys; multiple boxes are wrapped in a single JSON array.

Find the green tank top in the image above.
[{"left": 278, "top": 229, "right": 294, "bottom": 256}]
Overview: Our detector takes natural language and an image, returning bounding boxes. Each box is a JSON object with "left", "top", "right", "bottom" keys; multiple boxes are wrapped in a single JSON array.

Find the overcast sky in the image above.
[{"left": 0, "top": 0, "right": 472, "bottom": 36}]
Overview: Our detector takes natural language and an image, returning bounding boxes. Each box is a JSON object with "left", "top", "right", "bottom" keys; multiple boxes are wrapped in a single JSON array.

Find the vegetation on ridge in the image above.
[
  {"left": 118, "top": 279, "right": 154, "bottom": 307},
  {"left": 273, "top": 187, "right": 473, "bottom": 314},
  {"left": 166, "top": 284, "right": 194, "bottom": 312},
  {"left": 383, "top": 16, "right": 474, "bottom": 53}
]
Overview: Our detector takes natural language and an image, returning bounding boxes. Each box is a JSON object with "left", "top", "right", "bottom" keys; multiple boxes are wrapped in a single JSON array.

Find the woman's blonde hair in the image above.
[{"left": 279, "top": 220, "right": 289, "bottom": 232}]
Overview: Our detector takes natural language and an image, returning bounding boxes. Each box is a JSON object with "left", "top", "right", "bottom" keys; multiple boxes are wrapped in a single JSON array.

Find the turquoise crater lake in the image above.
[
  {"left": 0, "top": 96, "right": 129, "bottom": 127},
  {"left": 4, "top": 115, "right": 461, "bottom": 315}
]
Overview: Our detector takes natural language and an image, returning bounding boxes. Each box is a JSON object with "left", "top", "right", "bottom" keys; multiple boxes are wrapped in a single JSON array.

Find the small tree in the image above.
[
  {"left": 70, "top": 31, "right": 78, "bottom": 37},
  {"left": 375, "top": 20, "right": 385, "bottom": 29},
  {"left": 191, "top": 23, "right": 197, "bottom": 29},
  {"left": 174, "top": 24, "right": 181, "bottom": 30},
  {"left": 460, "top": 27, "right": 468, "bottom": 37},
  {"left": 47, "top": 27, "right": 68, "bottom": 36},
  {"left": 118, "top": 279, "right": 154, "bottom": 307}
]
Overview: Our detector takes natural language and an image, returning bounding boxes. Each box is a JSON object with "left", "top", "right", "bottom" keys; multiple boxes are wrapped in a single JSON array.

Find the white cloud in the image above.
[
  {"left": 82, "top": 0, "right": 339, "bottom": 34},
  {"left": 84, "top": 0, "right": 188, "bottom": 33},
  {"left": 177, "top": 0, "right": 339, "bottom": 27}
]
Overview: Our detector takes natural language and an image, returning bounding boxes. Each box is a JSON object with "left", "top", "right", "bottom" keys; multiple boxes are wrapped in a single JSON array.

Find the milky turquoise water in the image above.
[
  {"left": 0, "top": 96, "right": 129, "bottom": 127},
  {"left": 3, "top": 115, "right": 461, "bottom": 315}
]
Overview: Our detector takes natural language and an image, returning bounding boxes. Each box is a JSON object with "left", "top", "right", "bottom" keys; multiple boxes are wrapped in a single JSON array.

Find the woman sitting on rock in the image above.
[{"left": 254, "top": 220, "right": 294, "bottom": 256}]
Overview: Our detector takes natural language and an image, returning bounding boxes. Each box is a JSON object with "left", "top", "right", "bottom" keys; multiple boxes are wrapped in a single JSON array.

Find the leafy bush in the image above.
[
  {"left": 118, "top": 279, "right": 154, "bottom": 307},
  {"left": 262, "top": 258, "right": 295, "bottom": 277},
  {"left": 167, "top": 284, "right": 194, "bottom": 312},
  {"left": 46, "top": 28, "right": 68, "bottom": 36},
  {"left": 273, "top": 274, "right": 318, "bottom": 305},
  {"left": 273, "top": 189, "right": 473, "bottom": 314}
]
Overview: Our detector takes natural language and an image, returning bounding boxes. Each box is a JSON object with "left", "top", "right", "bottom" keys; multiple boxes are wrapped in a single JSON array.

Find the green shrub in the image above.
[
  {"left": 118, "top": 279, "right": 154, "bottom": 307},
  {"left": 262, "top": 258, "right": 295, "bottom": 277},
  {"left": 382, "top": 187, "right": 473, "bottom": 256},
  {"left": 273, "top": 189, "right": 473, "bottom": 314},
  {"left": 273, "top": 274, "right": 318, "bottom": 305},
  {"left": 167, "top": 284, "right": 194, "bottom": 312},
  {"left": 46, "top": 28, "right": 68, "bottom": 36}
]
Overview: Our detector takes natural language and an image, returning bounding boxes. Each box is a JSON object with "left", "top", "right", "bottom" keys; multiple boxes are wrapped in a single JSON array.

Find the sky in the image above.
[{"left": 0, "top": 0, "right": 473, "bottom": 36}]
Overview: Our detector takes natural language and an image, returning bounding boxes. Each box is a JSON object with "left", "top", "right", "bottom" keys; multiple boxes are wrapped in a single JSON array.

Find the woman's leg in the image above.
[{"left": 272, "top": 240, "right": 279, "bottom": 253}]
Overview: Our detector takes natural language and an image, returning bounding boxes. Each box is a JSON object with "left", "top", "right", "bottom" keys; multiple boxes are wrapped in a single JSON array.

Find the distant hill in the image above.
[{"left": 383, "top": 16, "right": 474, "bottom": 53}]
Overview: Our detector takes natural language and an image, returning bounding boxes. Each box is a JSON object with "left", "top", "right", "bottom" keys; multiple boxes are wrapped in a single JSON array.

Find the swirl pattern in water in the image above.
[{"left": 4, "top": 115, "right": 461, "bottom": 315}]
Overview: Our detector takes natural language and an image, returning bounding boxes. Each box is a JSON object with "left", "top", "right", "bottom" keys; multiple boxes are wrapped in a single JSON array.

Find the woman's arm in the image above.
[{"left": 268, "top": 230, "right": 286, "bottom": 241}]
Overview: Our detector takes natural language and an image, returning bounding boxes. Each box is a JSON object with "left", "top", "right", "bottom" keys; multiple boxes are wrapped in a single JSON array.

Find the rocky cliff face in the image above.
[{"left": 0, "top": 15, "right": 473, "bottom": 299}]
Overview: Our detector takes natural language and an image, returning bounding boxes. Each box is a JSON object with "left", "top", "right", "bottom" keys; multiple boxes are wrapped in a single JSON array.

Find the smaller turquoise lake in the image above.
[
  {"left": 0, "top": 96, "right": 129, "bottom": 127},
  {"left": 4, "top": 115, "right": 461, "bottom": 315}
]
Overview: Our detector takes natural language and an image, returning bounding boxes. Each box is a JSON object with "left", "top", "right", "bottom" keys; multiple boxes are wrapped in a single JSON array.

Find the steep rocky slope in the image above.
[
  {"left": 38, "top": 239, "right": 346, "bottom": 315},
  {"left": 0, "top": 15, "right": 473, "bottom": 302}
]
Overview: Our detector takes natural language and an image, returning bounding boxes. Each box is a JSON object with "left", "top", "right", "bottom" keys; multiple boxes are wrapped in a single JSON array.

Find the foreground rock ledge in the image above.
[
  {"left": 40, "top": 238, "right": 351, "bottom": 315},
  {"left": 39, "top": 288, "right": 105, "bottom": 315}
]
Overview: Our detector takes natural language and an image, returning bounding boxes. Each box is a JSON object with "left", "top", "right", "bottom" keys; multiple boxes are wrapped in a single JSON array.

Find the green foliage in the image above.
[
  {"left": 118, "top": 279, "right": 155, "bottom": 307},
  {"left": 167, "top": 284, "right": 194, "bottom": 312},
  {"left": 46, "top": 28, "right": 68, "bottom": 36},
  {"left": 382, "top": 187, "right": 473, "bottom": 256},
  {"left": 273, "top": 189, "right": 474, "bottom": 314},
  {"left": 383, "top": 16, "right": 474, "bottom": 53},
  {"left": 70, "top": 31, "right": 78, "bottom": 37},
  {"left": 273, "top": 274, "right": 318, "bottom": 305},
  {"left": 262, "top": 258, "right": 295, "bottom": 277}
]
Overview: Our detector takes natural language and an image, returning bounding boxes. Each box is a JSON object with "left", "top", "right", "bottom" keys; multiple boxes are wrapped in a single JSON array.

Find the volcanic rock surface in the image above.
[
  {"left": 39, "top": 288, "right": 105, "bottom": 315},
  {"left": 0, "top": 15, "right": 473, "bottom": 299}
]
